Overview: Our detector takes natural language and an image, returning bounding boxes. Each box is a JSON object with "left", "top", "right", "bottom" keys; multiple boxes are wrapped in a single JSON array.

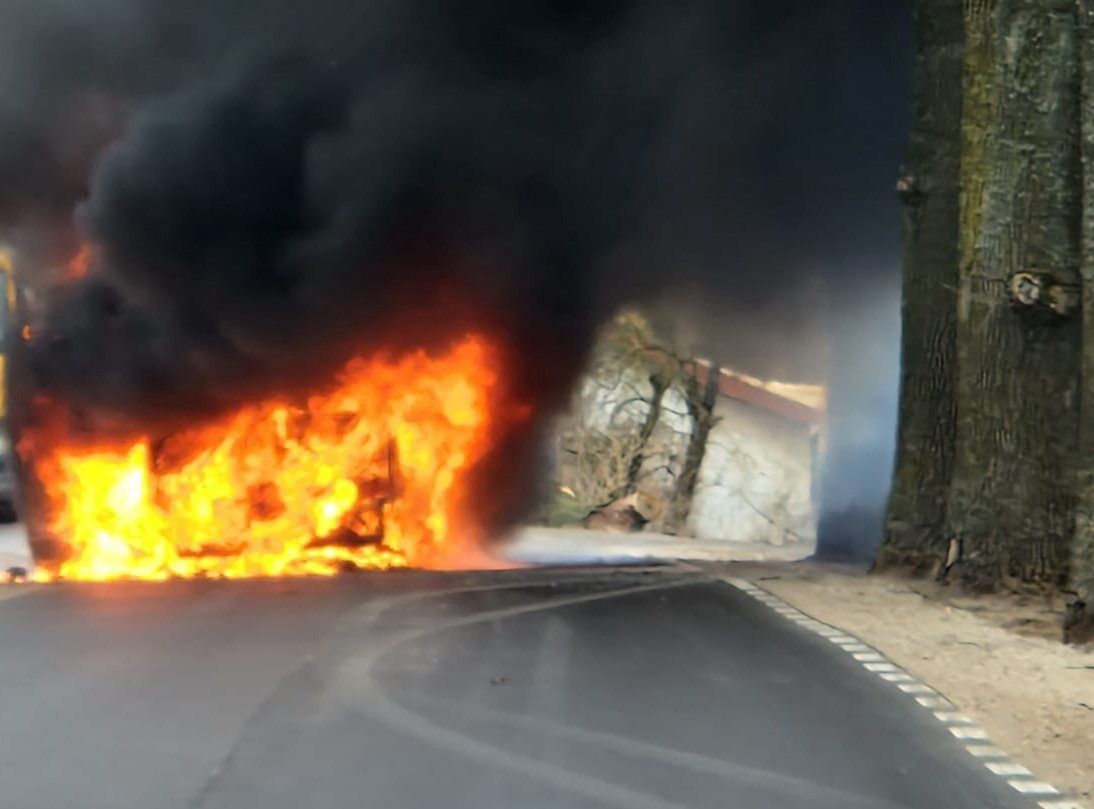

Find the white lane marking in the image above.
[
  {"left": 1009, "top": 781, "right": 1060, "bottom": 796},
  {"left": 986, "top": 762, "right": 1033, "bottom": 776},
  {"left": 950, "top": 726, "right": 989, "bottom": 740},
  {"left": 898, "top": 683, "right": 936, "bottom": 694},
  {"left": 915, "top": 697, "right": 953, "bottom": 709},
  {"left": 880, "top": 673, "right": 916, "bottom": 683},
  {"left": 852, "top": 652, "right": 886, "bottom": 662},
  {"left": 725, "top": 576, "right": 1074, "bottom": 802},
  {"left": 933, "top": 712, "right": 974, "bottom": 725},
  {"left": 864, "top": 662, "right": 900, "bottom": 673}
]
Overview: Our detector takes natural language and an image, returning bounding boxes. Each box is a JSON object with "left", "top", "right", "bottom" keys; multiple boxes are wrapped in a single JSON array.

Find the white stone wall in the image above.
[
  {"left": 576, "top": 367, "right": 654, "bottom": 433},
  {"left": 687, "top": 397, "right": 817, "bottom": 545},
  {"left": 550, "top": 366, "right": 696, "bottom": 529}
]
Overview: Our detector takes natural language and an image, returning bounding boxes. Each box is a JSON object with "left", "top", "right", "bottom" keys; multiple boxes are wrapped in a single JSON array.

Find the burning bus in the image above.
[{"left": 7, "top": 242, "right": 540, "bottom": 581}]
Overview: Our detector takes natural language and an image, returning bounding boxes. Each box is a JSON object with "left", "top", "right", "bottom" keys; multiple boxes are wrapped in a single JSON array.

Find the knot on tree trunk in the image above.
[
  {"left": 1008, "top": 271, "right": 1079, "bottom": 320},
  {"left": 895, "top": 171, "right": 921, "bottom": 203}
]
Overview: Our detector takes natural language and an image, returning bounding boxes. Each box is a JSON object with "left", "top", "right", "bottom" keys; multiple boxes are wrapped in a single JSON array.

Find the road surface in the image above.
[{"left": 0, "top": 566, "right": 1033, "bottom": 809}]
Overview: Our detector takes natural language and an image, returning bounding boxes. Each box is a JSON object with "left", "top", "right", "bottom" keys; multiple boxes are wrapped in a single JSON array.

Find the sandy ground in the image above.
[{"left": 733, "top": 561, "right": 1094, "bottom": 802}]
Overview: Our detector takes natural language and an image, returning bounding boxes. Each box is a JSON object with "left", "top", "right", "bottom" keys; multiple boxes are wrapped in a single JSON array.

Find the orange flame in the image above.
[
  {"left": 24, "top": 336, "right": 520, "bottom": 581},
  {"left": 65, "top": 244, "right": 92, "bottom": 279}
]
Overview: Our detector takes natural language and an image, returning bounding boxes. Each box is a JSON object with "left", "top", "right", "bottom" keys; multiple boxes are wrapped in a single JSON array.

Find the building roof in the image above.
[{"left": 692, "top": 360, "right": 825, "bottom": 426}]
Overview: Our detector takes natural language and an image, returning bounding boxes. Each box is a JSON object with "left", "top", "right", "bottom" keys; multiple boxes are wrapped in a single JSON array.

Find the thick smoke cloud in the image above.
[
  {"left": 10, "top": 5, "right": 641, "bottom": 420},
  {"left": 7, "top": 2, "right": 753, "bottom": 419},
  {"left": 0, "top": 0, "right": 910, "bottom": 547}
]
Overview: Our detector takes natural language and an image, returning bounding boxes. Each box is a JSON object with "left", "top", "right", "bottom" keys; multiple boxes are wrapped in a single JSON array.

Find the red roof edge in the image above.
[{"left": 690, "top": 362, "right": 824, "bottom": 426}]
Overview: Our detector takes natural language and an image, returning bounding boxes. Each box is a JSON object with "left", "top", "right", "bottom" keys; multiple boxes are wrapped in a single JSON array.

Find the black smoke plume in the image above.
[{"left": 0, "top": 0, "right": 910, "bottom": 551}]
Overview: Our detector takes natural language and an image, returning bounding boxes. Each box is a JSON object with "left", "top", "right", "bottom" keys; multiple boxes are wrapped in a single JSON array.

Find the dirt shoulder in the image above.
[{"left": 726, "top": 561, "right": 1094, "bottom": 802}]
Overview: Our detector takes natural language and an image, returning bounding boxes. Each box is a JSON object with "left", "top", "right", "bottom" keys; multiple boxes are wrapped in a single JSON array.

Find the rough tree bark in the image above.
[
  {"left": 944, "top": 0, "right": 1081, "bottom": 589},
  {"left": 1070, "top": 0, "right": 1094, "bottom": 642},
  {"left": 664, "top": 364, "right": 720, "bottom": 532},
  {"left": 879, "top": 0, "right": 963, "bottom": 573},
  {"left": 612, "top": 376, "right": 667, "bottom": 503},
  {"left": 882, "top": 0, "right": 1094, "bottom": 638}
]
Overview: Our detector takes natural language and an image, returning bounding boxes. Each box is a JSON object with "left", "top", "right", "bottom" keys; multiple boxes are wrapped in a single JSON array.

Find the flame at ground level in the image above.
[{"left": 21, "top": 336, "right": 525, "bottom": 581}]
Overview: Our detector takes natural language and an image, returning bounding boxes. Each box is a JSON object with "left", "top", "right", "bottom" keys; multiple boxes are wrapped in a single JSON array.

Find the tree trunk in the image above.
[
  {"left": 878, "top": 0, "right": 963, "bottom": 574},
  {"left": 945, "top": 0, "right": 1081, "bottom": 590},
  {"left": 664, "top": 363, "right": 719, "bottom": 532},
  {"left": 615, "top": 372, "right": 667, "bottom": 502},
  {"left": 1069, "top": 0, "right": 1094, "bottom": 643}
]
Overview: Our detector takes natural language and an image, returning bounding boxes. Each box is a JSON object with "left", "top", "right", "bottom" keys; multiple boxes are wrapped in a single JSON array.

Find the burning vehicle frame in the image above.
[{"left": 7, "top": 253, "right": 526, "bottom": 581}]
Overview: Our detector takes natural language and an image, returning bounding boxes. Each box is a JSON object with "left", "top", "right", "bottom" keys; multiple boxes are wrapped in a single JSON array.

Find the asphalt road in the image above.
[{"left": 0, "top": 566, "right": 1031, "bottom": 809}]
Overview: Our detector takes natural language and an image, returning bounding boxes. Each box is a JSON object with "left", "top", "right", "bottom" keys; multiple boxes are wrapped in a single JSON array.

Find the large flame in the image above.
[{"left": 22, "top": 335, "right": 520, "bottom": 581}]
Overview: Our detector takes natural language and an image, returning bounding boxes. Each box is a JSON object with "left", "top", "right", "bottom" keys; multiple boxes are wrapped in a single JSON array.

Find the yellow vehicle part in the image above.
[
  {"left": 0, "top": 247, "right": 13, "bottom": 421},
  {"left": 0, "top": 249, "right": 13, "bottom": 312}
]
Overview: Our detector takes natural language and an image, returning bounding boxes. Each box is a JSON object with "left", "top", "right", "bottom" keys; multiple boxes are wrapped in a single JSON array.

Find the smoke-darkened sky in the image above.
[
  {"left": 1, "top": 1, "right": 910, "bottom": 379},
  {"left": 0, "top": 0, "right": 912, "bottom": 543},
  {"left": 647, "top": 2, "right": 911, "bottom": 381}
]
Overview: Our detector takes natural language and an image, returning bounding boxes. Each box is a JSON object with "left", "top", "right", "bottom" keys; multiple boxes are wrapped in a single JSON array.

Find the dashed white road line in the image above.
[
  {"left": 897, "top": 683, "right": 936, "bottom": 695},
  {"left": 879, "top": 672, "right": 916, "bottom": 683},
  {"left": 723, "top": 577, "right": 1081, "bottom": 808},
  {"left": 932, "top": 711, "right": 974, "bottom": 725},
  {"left": 986, "top": 762, "right": 1033, "bottom": 777},
  {"left": 915, "top": 696, "right": 953, "bottom": 710},
  {"left": 863, "top": 662, "right": 900, "bottom": 673},
  {"left": 949, "top": 726, "right": 989, "bottom": 740},
  {"left": 1009, "top": 781, "right": 1060, "bottom": 796},
  {"left": 852, "top": 652, "right": 886, "bottom": 662}
]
